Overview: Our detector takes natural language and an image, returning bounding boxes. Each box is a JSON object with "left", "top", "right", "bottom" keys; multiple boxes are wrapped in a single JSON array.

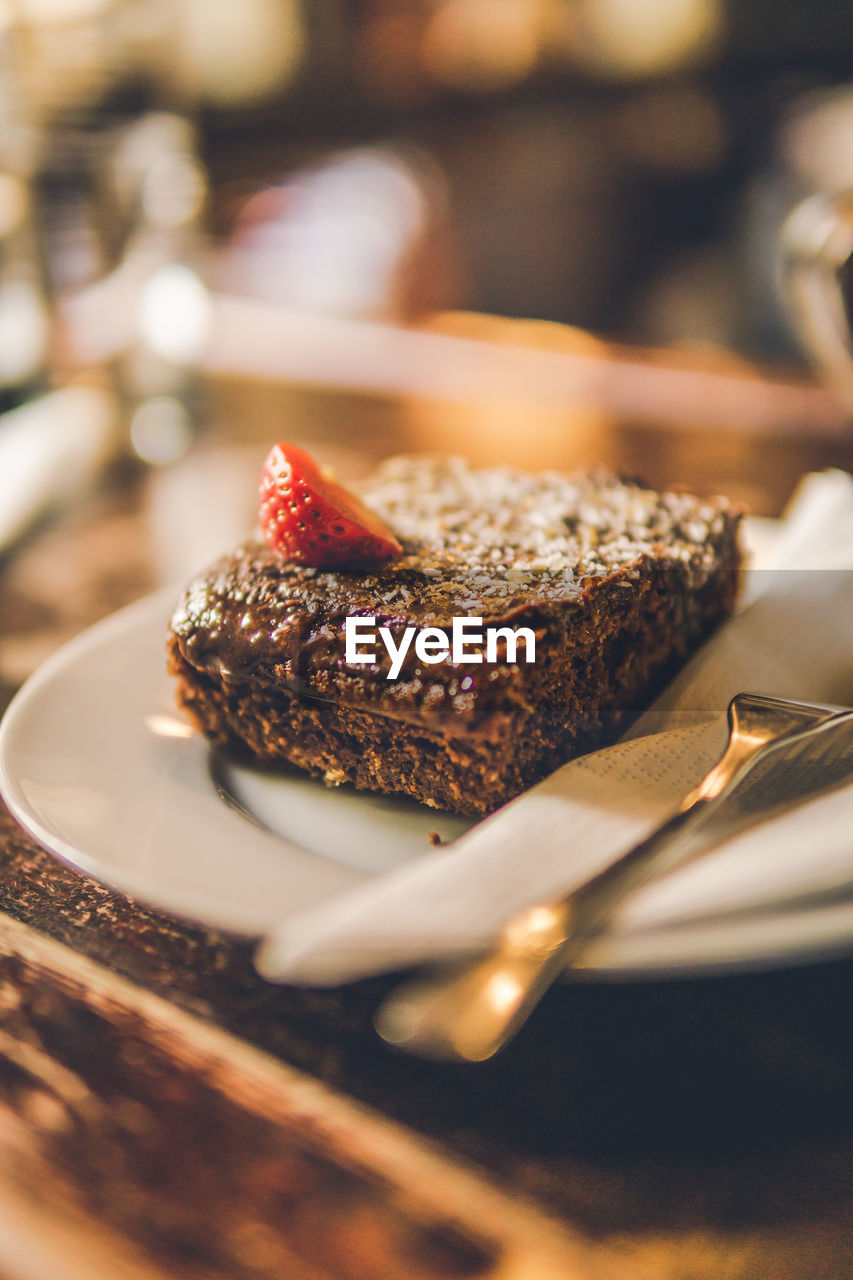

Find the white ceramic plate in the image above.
[{"left": 3, "top": 590, "right": 853, "bottom": 980}]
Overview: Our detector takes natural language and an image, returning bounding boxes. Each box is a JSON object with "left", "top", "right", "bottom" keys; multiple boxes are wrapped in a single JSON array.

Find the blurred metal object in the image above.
[{"left": 782, "top": 191, "right": 853, "bottom": 410}]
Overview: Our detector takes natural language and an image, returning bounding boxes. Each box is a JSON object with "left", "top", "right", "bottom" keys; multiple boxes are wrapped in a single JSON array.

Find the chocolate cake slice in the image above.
[{"left": 168, "top": 456, "right": 741, "bottom": 816}]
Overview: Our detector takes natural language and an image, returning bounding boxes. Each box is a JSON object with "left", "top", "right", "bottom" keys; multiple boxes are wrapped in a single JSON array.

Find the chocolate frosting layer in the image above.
[{"left": 169, "top": 457, "right": 740, "bottom": 734}]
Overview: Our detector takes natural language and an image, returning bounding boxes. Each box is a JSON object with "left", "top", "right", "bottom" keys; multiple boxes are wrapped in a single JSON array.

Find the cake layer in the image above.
[{"left": 168, "top": 457, "right": 741, "bottom": 815}]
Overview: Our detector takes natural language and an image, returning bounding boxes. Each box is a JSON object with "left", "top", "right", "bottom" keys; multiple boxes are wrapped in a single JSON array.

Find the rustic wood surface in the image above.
[{"left": 3, "top": 446, "right": 853, "bottom": 1279}]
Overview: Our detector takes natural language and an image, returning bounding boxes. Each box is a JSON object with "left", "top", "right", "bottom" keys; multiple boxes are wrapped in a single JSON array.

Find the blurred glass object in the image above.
[
  {"left": 0, "top": 8, "right": 50, "bottom": 413},
  {"left": 6, "top": 0, "right": 211, "bottom": 464}
]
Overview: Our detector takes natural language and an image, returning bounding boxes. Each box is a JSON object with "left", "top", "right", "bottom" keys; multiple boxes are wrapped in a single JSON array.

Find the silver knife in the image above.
[{"left": 375, "top": 692, "right": 853, "bottom": 1063}]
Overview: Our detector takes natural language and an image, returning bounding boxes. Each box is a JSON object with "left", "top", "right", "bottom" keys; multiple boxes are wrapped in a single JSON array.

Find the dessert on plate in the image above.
[{"left": 168, "top": 445, "right": 741, "bottom": 816}]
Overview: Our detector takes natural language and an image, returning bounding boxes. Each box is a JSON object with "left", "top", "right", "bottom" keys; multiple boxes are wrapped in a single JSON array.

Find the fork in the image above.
[{"left": 374, "top": 693, "right": 853, "bottom": 1063}]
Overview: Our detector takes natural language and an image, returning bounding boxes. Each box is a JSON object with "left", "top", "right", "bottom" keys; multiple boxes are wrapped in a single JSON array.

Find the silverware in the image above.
[{"left": 375, "top": 693, "right": 853, "bottom": 1063}]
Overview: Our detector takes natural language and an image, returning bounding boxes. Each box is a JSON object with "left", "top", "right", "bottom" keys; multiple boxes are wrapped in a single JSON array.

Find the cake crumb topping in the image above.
[{"left": 362, "top": 455, "right": 733, "bottom": 593}]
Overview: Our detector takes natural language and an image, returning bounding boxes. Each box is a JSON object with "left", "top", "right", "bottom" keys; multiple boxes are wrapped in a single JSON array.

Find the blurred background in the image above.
[{"left": 5, "top": 0, "right": 853, "bottom": 664}]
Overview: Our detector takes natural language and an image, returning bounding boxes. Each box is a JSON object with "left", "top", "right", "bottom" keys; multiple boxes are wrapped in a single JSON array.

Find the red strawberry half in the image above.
[{"left": 259, "top": 442, "right": 403, "bottom": 568}]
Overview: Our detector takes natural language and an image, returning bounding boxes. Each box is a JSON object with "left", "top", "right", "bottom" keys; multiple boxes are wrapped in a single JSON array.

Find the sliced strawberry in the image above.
[{"left": 259, "top": 442, "right": 403, "bottom": 568}]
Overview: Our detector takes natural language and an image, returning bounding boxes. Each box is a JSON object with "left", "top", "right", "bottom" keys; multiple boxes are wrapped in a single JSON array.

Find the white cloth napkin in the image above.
[{"left": 256, "top": 471, "right": 853, "bottom": 985}]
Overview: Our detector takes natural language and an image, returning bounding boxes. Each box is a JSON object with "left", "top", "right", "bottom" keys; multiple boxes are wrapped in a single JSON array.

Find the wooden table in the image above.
[{"left": 2, "top": 446, "right": 853, "bottom": 1280}]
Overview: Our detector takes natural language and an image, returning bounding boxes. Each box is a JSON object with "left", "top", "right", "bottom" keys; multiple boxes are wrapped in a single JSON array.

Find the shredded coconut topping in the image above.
[{"left": 361, "top": 455, "right": 733, "bottom": 597}]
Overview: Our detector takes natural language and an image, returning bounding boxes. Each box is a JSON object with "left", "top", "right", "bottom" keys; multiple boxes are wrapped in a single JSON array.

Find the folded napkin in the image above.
[{"left": 256, "top": 471, "right": 853, "bottom": 985}]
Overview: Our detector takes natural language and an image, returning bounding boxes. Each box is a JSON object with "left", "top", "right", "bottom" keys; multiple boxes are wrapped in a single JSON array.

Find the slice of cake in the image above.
[{"left": 168, "top": 453, "right": 741, "bottom": 816}]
